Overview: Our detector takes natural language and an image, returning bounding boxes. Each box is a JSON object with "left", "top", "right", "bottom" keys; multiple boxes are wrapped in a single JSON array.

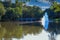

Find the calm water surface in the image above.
[{"left": 0, "top": 22, "right": 60, "bottom": 40}]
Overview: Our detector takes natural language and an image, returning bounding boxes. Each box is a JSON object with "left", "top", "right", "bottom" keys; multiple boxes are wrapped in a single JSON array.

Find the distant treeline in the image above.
[{"left": 0, "top": 1, "right": 60, "bottom": 21}]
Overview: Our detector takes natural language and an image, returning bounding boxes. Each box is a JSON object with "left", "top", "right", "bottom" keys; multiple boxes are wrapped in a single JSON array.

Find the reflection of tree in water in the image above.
[
  {"left": 0, "top": 27, "right": 6, "bottom": 38},
  {"left": 0, "top": 22, "right": 43, "bottom": 40},
  {"left": 1, "top": 22, "right": 23, "bottom": 38},
  {"left": 47, "top": 22, "right": 60, "bottom": 40},
  {"left": 23, "top": 25, "right": 43, "bottom": 35},
  {"left": 47, "top": 22, "right": 60, "bottom": 34}
]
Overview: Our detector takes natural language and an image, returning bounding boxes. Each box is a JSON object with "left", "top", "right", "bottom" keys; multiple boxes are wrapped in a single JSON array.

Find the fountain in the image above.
[{"left": 41, "top": 12, "right": 49, "bottom": 30}]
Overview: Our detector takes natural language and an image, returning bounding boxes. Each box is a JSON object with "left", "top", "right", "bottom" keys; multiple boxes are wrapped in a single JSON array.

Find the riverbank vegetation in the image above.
[
  {"left": 0, "top": 1, "right": 60, "bottom": 21},
  {"left": 45, "top": 2, "right": 60, "bottom": 20}
]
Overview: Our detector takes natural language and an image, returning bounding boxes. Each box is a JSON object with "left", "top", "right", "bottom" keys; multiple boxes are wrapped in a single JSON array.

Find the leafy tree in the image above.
[
  {"left": 3, "top": 7, "right": 15, "bottom": 21},
  {"left": 17, "top": 2, "right": 22, "bottom": 15},
  {"left": 4, "top": 7, "right": 22, "bottom": 21},
  {"left": 14, "top": 7, "right": 22, "bottom": 17},
  {"left": 23, "top": 6, "right": 43, "bottom": 18},
  {"left": 50, "top": 2, "right": 60, "bottom": 12},
  {"left": 0, "top": 2, "right": 5, "bottom": 21},
  {"left": 15, "top": 0, "right": 23, "bottom": 17},
  {"left": 16, "top": 0, "right": 18, "bottom": 6},
  {"left": 45, "top": 2, "right": 60, "bottom": 19}
]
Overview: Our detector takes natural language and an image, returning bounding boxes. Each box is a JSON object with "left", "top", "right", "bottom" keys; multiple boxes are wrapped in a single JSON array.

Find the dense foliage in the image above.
[
  {"left": 0, "top": 1, "right": 60, "bottom": 21},
  {"left": 0, "top": 1, "right": 43, "bottom": 21},
  {"left": 45, "top": 2, "right": 60, "bottom": 19}
]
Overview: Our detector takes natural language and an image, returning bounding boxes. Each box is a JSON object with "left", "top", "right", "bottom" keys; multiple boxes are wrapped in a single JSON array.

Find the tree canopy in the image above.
[{"left": 0, "top": 2, "right": 5, "bottom": 16}]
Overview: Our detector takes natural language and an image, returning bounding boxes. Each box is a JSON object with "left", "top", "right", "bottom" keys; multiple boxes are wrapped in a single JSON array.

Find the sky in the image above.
[
  {"left": 1, "top": 0, "right": 60, "bottom": 10},
  {"left": 26, "top": 0, "right": 60, "bottom": 10}
]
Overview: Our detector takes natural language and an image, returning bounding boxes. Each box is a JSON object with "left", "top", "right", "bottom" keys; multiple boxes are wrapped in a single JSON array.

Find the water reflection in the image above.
[
  {"left": 48, "top": 22, "right": 60, "bottom": 40},
  {"left": 56, "top": 34, "right": 60, "bottom": 40},
  {"left": 0, "top": 22, "right": 43, "bottom": 40},
  {"left": 20, "top": 29, "right": 50, "bottom": 40},
  {"left": 0, "top": 22, "right": 60, "bottom": 40},
  {"left": 0, "top": 22, "right": 23, "bottom": 39}
]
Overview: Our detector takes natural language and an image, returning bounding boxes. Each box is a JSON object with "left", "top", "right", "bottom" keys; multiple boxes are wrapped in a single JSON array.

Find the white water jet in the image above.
[{"left": 41, "top": 12, "right": 49, "bottom": 30}]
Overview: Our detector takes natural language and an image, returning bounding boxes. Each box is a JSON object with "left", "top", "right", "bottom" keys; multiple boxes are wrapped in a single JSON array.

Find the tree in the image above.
[
  {"left": 14, "top": 7, "right": 22, "bottom": 16},
  {"left": 23, "top": 6, "right": 43, "bottom": 18},
  {"left": 46, "top": 2, "right": 60, "bottom": 19},
  {"left": 50, "top": 2, "right": 60, "bottom": 13},
  {"left": 16, "top": 0, "right": 18, "bottom": 6},
  {"left": 3, "top": 7, "right": 21, "bottom": 21},
  {"left": 15, "top": 0, "right": 23, "bottom": 18},
  {"left": 0, "top": 3, "right": 6, "bottom": 21}
]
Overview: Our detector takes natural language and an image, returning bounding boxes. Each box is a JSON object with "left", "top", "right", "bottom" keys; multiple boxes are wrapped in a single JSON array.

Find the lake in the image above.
[{"left": 0, "top": 21, "right": 60, "bottom": 40}]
